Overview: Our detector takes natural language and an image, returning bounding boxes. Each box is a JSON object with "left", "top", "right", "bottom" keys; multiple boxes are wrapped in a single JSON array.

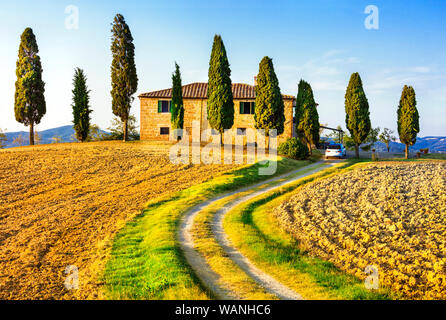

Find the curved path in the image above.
[{"left": 178, "top": 161, "right": 339, "bottom": 300}]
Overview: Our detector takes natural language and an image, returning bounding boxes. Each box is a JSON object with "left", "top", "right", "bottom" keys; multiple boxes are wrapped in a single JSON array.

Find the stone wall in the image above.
[{"left": 140, "top": 97, "right": 295, "bottom": 144}]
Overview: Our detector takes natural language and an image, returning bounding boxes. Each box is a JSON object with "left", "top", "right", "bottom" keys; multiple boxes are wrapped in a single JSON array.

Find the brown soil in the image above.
[
  {"left": 0, "top": 141, "right": 236, "bottom": 300},
  {"left": 275, "top": 161, "right": 446, "bottom": 299}
]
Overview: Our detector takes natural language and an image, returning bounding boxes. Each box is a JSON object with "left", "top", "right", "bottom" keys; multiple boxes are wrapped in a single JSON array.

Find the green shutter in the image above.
[
  {"left": 251, "top": 102, "right": 255, "bottom": 114},
  {"left": 158, "top": 101, "right": 162, "bottom": 113},
  {"left": 169, "top": 101, "right": 172, "bottom": 113},
  {"left": 239, "top": 102, "right": 244, "bottom": 114}
]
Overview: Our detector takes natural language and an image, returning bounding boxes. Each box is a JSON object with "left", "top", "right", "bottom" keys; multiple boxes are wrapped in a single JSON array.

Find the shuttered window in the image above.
[
  {"left": 158, "top": 100, "right": 171, "bottom": 113},
  {"left": 239, "top": 102, "right": 255, "bottom": 114}
]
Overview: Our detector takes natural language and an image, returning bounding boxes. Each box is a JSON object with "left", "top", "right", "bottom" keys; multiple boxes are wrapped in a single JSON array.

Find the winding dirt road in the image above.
[{"left": 178, "top": 161, "right": 338, "bottom": 300}]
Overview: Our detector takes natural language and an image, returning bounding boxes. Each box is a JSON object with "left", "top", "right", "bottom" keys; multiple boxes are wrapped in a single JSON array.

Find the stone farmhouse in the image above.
[{"left": 139, "top": 81, "right": 296, "bottom": 144}]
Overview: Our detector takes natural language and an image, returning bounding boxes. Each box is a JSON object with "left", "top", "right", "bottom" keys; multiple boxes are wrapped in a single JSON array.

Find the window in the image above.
[
  {"left": 237, "top": 128, "right": 247, "bottom": 136},
  {"left": 158, "top": 100, "right": 171, "bottom": 113},
  {"left": 239, "top": 102, "right": 255, "bottom": 115},
  {"left": 160, "top": 127, "right": 170, "bottom": 135}
]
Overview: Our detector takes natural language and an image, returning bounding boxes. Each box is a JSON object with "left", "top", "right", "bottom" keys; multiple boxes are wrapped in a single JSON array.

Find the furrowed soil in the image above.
[
  {"left": 276, "top": 161, "right": 446, "bottom": 299},
  {"left": 0, "top": 141, "right": 237, "bottom": 300}
]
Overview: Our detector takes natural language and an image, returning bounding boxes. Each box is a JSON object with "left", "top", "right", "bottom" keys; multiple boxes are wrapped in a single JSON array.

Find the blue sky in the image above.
[{"left": 0, "top": 0, "right": 445, "bottom": 136}]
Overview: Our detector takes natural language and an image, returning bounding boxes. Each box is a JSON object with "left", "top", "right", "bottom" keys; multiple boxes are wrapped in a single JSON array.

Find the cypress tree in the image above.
[
  {"left": 111, "top": 14, "right": 138, "bottom": 142},
  {"left": 14, "top": 28, "right": 46, "bottom": 146},
  {"left": 345, "top": 72, "right": 371, "bottom": 158},
  {"left": 397, "top": 85, "right": 419, "bottom": 159},
  {"left": 295, "top": 80, "right": 305, "bottom": 136},
  {"left": 295, "top": 80, "right": 319, "bottom": 154},
  {"left": 254, "top": 56, "right": 285, "bottom": 147},
  {"left": 207, "top": 35, "right": 234, "bottom": 140},
  {"left": 72, "top": 68, "right": 92, "bottom": 142},
  {"left": 171, "top": 62, "right": 184, "bottom": 140}
]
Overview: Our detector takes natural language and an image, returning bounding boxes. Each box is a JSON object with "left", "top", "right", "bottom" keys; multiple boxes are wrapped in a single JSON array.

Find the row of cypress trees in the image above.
[
  {"left": 344, "top": 72, "right": 419, "bottom": 159},
  {"left": 13, "top": 14, "right": 138, "bottom": 145},
  {"left": 294, "top": 72, "right": 419, "bottom": 160},
  {"left": 13, "top": 22, "right": 419, "bottom": 157},
  {"left": 204, "top": 35, "right": 286, "bottom": 147},
  {"left": 165, "top": 36, "right": 421, "bottom": 160},
  {"left": 13, "top": 26, "right": 289, "bottom": 147},
  {"left": 170, "top": 35, "right": 287, "bottom": 148}
]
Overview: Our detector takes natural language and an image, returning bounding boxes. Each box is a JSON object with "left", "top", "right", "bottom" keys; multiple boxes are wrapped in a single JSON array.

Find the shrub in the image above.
[
  {"left": 106, "top": 115, "right": 140, "bottom": 141},
  {"left": 278, "top": 138, "right": 310, "bottom": 160}
]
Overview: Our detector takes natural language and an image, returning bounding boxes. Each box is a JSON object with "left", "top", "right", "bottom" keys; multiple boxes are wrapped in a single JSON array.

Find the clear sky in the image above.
[{"left": 0, "top": 0, "right": 445, "bottom": 136}]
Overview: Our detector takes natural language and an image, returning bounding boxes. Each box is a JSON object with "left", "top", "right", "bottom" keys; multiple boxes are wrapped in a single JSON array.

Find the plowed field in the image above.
[
  {"left": 0, "top": 141, "right": 236, "bottom": 299},
  {"left": 276, "top": 161, "right": 446, "bottom": 299}
]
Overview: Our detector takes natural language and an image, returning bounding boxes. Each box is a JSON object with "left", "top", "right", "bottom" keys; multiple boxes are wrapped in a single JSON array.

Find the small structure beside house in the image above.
[{"left": 139, "top": 82, "right": 296, "bottom": 144}]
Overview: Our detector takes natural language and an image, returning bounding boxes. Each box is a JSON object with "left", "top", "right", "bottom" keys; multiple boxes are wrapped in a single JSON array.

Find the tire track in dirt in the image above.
[{"left": 179, "top": 161, "right": 338, "bottom": 300}]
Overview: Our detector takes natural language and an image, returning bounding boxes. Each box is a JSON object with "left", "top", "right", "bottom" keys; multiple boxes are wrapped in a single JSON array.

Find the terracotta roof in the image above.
[{"left": 139, "top": 82, "right": 295, "bottom": 100}]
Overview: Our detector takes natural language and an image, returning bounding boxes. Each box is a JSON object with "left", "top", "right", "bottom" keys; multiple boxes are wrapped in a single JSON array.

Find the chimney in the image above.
[{"left": 254, "top": 76, "right": 257, "bottom": 86}]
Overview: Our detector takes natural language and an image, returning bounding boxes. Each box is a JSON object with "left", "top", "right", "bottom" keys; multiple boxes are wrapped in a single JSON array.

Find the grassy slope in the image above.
[
  {"left": 190, "top": 162, "right": 322, "bottom": 300},
  {"left": 224, "top": 161, "right": 395, "bottom": 300},
  {"left": 102, "top": 157, "right": 310, "bottom": 300}
]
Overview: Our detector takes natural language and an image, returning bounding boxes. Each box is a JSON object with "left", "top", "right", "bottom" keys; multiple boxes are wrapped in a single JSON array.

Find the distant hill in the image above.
[
  {"left": 2, "top": 125, "right": 109, "bottom": 148},
  {"left": 322, "top": 136, "right": 446, "bottom": 154},
  {"left": 372, "top": 136, "right": 446, "bottom": 153}
]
